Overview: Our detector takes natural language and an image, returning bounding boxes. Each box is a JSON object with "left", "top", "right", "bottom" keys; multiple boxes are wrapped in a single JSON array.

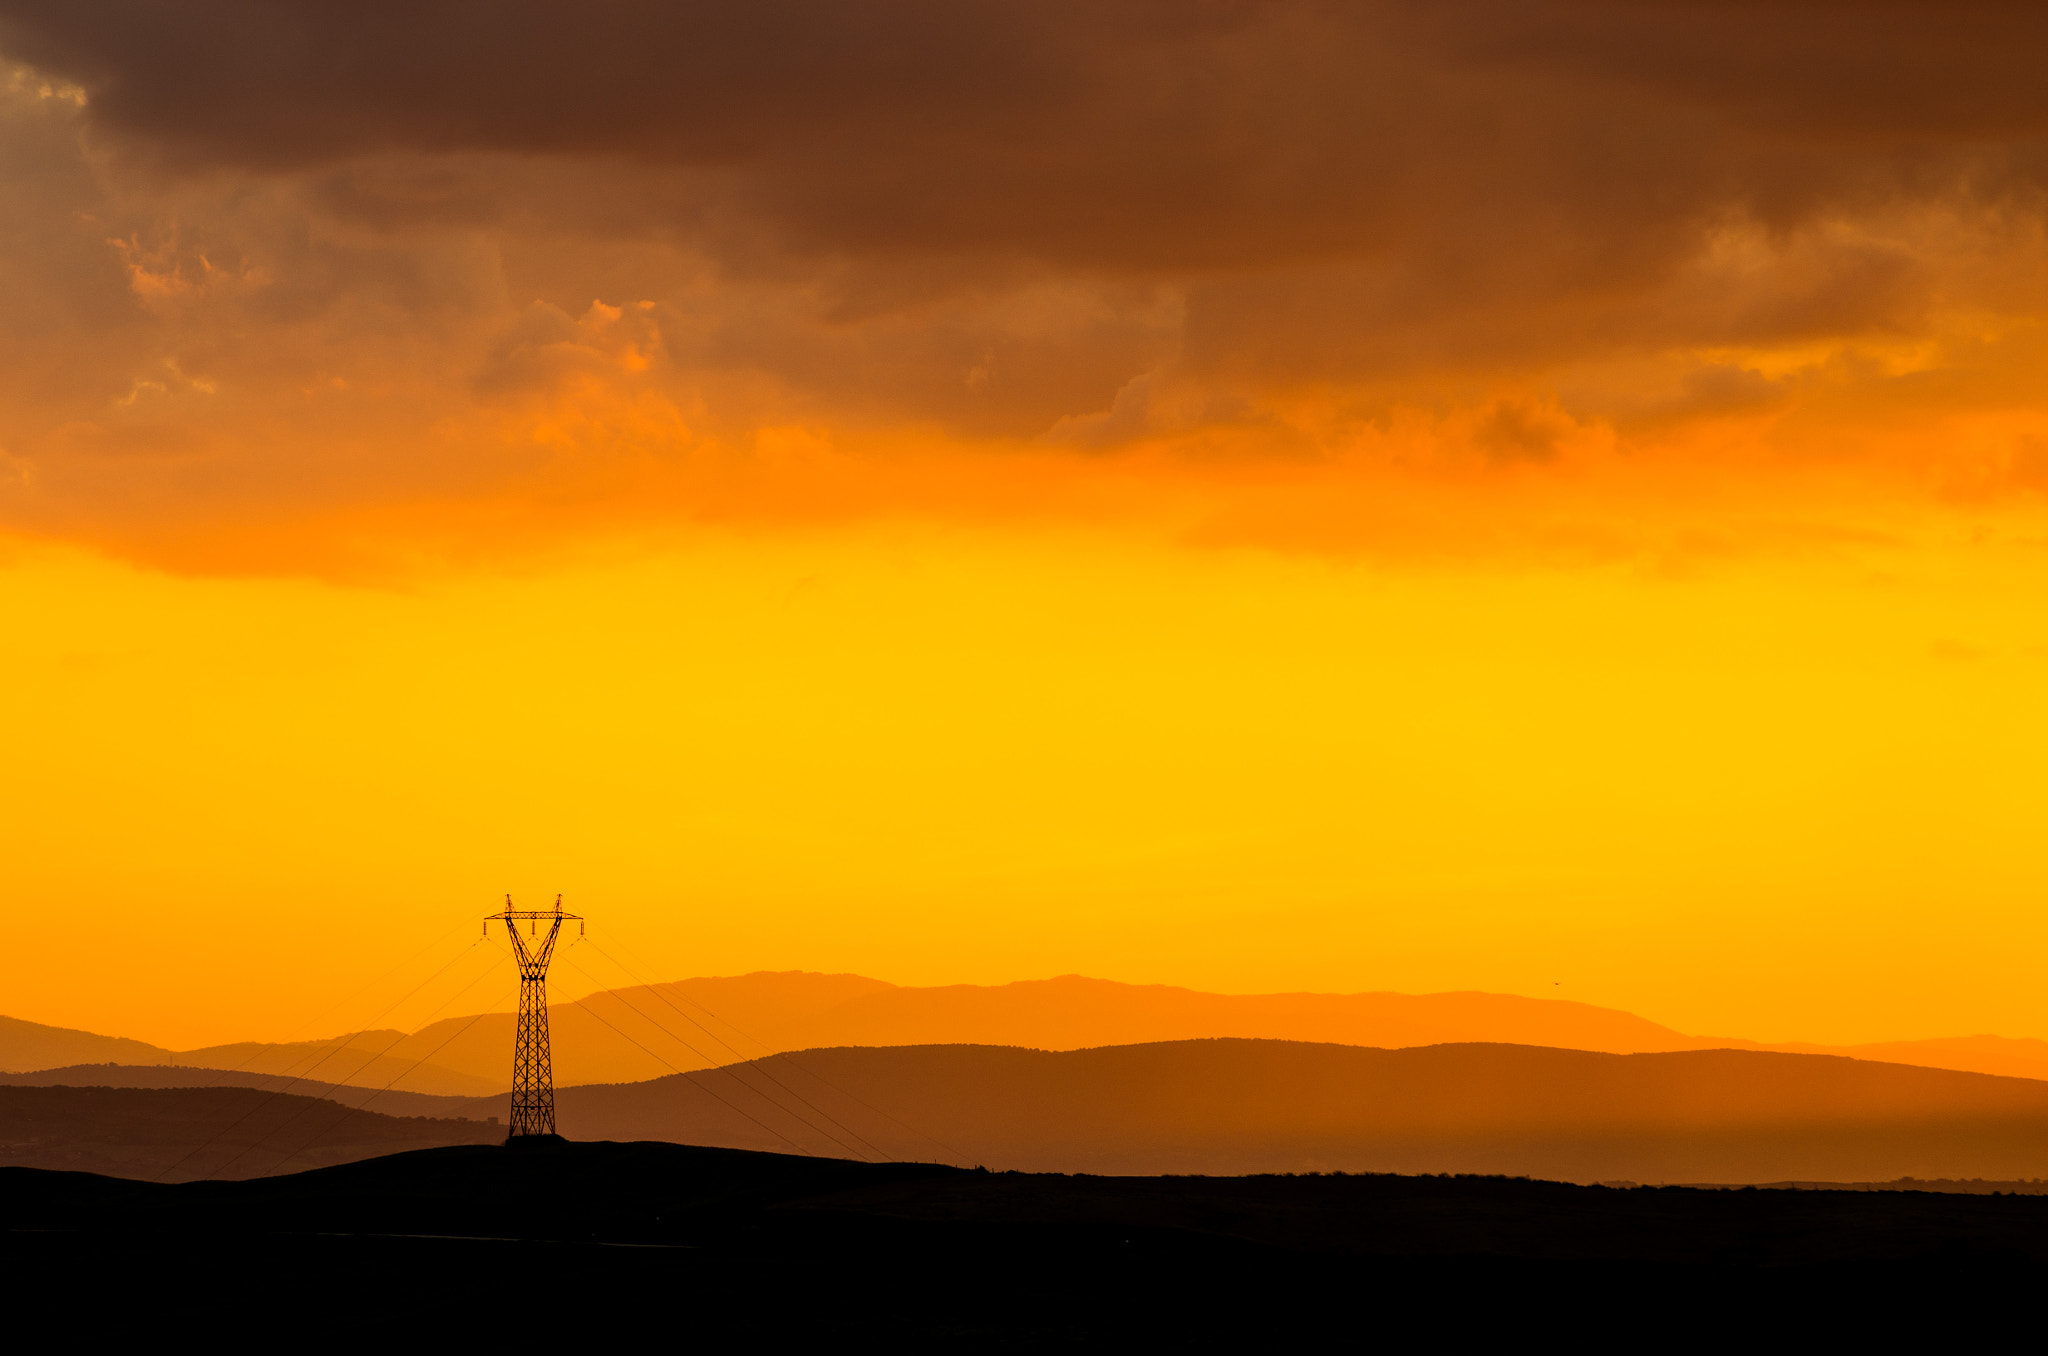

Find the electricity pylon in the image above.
[{"left": 485, "top": 893, "right": 583, "bottom": 1140}]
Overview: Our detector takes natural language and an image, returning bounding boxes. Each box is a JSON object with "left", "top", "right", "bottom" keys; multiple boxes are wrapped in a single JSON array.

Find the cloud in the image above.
[
  {"left": 1472, "top": 399, "right": 1572, "bottom": 466},
  {"left": 8, "top": 2, "right": 2044, "bottom": 264},
  {"left": 475, "top": 299, "right": 663, "bottom": 398},
  {"left": 2, "top": 4, "right": 2048, "bottom": 570}
]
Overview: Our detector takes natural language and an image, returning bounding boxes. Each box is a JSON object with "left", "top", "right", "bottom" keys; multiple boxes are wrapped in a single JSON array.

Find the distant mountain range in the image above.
[
  {"left": 455, "top": 1039, "right": 2048, "bottom": 1183},
  {"left": 0, "top": 1013, "right": 499, "bottom": 1096},
  {"left": 0, "top": 1064, "right": 487, "bottom": 1120},
  {"left": 12, "top": 973, "right": 2048, "bottom": 1093},
  {"left": 24, "top": 1039, "right": 2048, "bottom": 1184}
]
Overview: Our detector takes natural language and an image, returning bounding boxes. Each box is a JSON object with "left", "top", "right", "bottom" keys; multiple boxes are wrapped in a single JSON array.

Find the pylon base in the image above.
[{"left": 504, "top": 1132, "right": 569, "bottom": 1149}]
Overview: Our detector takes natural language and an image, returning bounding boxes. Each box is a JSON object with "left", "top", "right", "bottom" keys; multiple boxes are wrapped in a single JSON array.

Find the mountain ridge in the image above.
[
  {"left": 13, "top": 972, "right": 2048, "bottom": 1092},
  {"left": 0, "top": 1064, "right": 490, "bottom": 1120},
  {"left": 20, "top": 1038, "right": 2048, "bottom": 1184},
  {"left": 435, "top": 1037, "right": 2048, "bottom": 1182},
  {"left": 0, "top": 1014, "right": 507, "bottom": 1095}
]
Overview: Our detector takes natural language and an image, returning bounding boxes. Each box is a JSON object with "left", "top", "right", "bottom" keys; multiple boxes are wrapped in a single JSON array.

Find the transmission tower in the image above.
[{"left": 485, "top": 893, "right": 583, "bottom": 1140}]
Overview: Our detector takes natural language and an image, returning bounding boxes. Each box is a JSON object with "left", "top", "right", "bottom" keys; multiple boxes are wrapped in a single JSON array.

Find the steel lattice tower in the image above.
[{"left": 485, "top": 894, "right": 583, "bottom": 1139}]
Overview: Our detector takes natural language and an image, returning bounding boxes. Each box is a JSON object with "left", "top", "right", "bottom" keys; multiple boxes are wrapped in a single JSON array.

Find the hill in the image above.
[
  {"left": 12, "top": 974, "right": 1729, "bottom": 1092},
  {"left": 449, "top": 1039, "right": 2048, "bottom": 1182},
  {"left": 0, "top": 1085, "right": 501, "bottom": 1181},
  {"left": 0, "top": 1064, "right": 486, "bottom": 1120},
  {"left": 228, "top": 973, "right": 2048, "bottom": 1088},
  {"left": 0, "top": 1014, "right": 174, "bottom": 1070},
  {"left": 391, "top": 972, "right": 1721, "bottom": 1087},
  {"left": 1773, "top": 1033, "right": 2048, "bottom": 1083},
  {"left": 0, "top": 1013, "right": 497, "bottom": 1095},
  {"left": 168, "top": 1033, "right": 505, "bottom": 1096},
  {"left": 17, "top": 972, "right": 2048, "bottom": 1093},
  {"left": 2, "top": 1140, "right": 2039, "bottom": 1342}
]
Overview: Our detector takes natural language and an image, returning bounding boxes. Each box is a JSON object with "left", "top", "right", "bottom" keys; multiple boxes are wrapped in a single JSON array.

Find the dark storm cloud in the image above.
[
  {"left": 7, "top": 0, "right": 2048, "bottom": 274},
  {"left": 5, "top": 0, "right": 2048, "bottom": 568}
]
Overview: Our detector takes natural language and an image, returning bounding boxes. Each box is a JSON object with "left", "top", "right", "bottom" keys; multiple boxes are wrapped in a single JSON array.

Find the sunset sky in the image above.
[{"left": 5, "top": 2, "right": 2048, "bottom": 1050}]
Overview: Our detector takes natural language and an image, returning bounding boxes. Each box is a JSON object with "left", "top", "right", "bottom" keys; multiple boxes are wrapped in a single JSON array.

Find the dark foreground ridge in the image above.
[{"left": 5, "top": 1139, "right": 2041, "bottom": 1344}]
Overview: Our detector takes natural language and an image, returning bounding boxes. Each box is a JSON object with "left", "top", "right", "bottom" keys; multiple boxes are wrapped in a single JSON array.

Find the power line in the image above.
[
  {"left": 238, "top": 987, "right": 522, "bottom": 1180},
  {"left": 199, "top": 951, "right": 513, "bottom": 1182},
  {"left": 562, "top": 952, "right": 886, "bottom": 1158},
  {"left": 580, "top": 939, "right": 960, "bottom": 1161},
  {"left": 549, "top": 974, "right": 819, "bottom": 1157},
  {"left": 580, "top": 936, "right": 969, "bottom": 1164},
  {"left": 566, "top": 948, "right": 902, "bottom": 1161},
  {"left": 160, "top": 941, "right": 502, "bottom": 1184},
  {"left": 153, "top": 904, "right": 970, "bottom": 1181},
  {"left": 556, "top": 953, "right": 874, "bottom": 1160},
  {"left": 171, "top": 926, "right": 481, "bottom": 1096}
]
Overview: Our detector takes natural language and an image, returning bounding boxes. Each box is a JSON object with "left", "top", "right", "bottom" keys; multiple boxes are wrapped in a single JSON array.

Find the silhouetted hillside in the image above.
[
  {"left": 15, "top": 976, "right": 1723, "bottom": 1091},
  {"left": 0, "top": 1085, "right": 500, "bottom": 1181},
  {"left": 396, "top": 973, "right": 1721, "bottom": 1086},
  {"left": 168, "top": 972, "right": 2048, "bottom": 1089},
  {"left": 168, "top": 1034, "right": 502, "bottom": 1096},
  {"left": 0, "top": 1014, "right": 172, "bottom": 1071},
  {"left": 19, "top": 974, "right": 2048, "bottom": 1094},
  {"left": 461, "top": 1040, "right": 2048, "bottom": 1182},
  {"left": 1739, "top": 1177, "right": 2048, "bottom": 1194},
  {"left": 3, "top": 1140, "right": 2039, "bottom": 1343},
  {"left": 19, "top": 1137, "right": 2048, "bottom": 1264},
  {"left": 0, "top": 1013, "right": 497, "bottom": 1095},
  {"left": 0, "top": 1065, "right": 484, "bottom": 1120},
  {"left": 1770, "top": 1033, "right": 2048, "bottom": 1083}
]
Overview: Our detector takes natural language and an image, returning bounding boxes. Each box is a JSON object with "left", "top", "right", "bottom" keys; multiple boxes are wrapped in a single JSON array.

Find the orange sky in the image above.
[{"left": 5, "top": 3, "right": 2048, "bottom": 1049}]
